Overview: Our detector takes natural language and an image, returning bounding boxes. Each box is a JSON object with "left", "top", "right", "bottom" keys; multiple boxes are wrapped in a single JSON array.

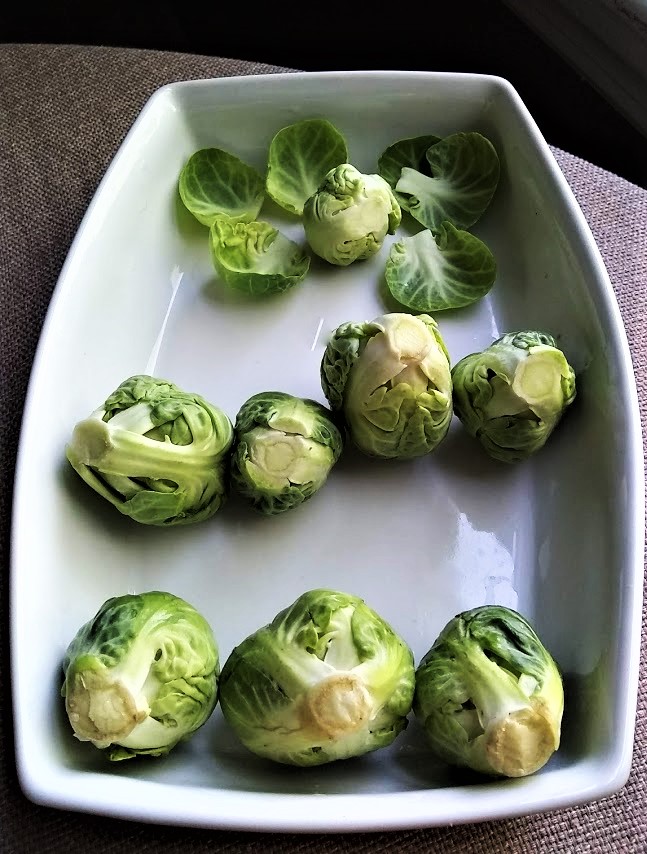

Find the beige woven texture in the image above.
[{"left": 1, "top": 43, "right": 645, "bottom": 853}]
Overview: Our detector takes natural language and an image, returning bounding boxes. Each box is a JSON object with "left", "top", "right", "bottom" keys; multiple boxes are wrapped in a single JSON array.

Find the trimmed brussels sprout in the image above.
[
  {"left": 209, "top": 215, "right": 310, "bottom": 296},
  {"left": 385, "top": 223, "right": 497, "bottom": 312},
  {"left": 413, "top": 606, "right": 564, "bottom": 778},
  {"left": 231, "top": 391, "right": 343, "bottom": 515},
  {"left": 303, "top": 164, "right": 401, "bottom": 266},
  {"left": 62, "top": 591, "right": 219, "bottom": 761},
  {"left": 178, "top": 148, "right": 265, "bottom": 226},
  {"left": 377, "top": 133, "right": 441, "bottom": 193},
  {"left": 66, "top": 375, "right": 234, "bottom": 525},
  {"left": 266, "top": 118, "right": 349, "bottom": 215},
  {"left": 321, "top": 313, "right": 453, "bottom": 459},
  {"left": 452, "top": 331, "right": 576, "bottom": 462},
  {"left": 219, "top": 589, "right": 415, "bottom": 766},
  {"left": 394, "top": 132, "right": 500, "bottom": 233}
]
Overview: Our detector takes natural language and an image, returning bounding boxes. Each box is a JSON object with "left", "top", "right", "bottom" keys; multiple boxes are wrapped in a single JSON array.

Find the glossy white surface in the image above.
[{"left": 11, "top": 71, "right": 644, "bottom": 831}]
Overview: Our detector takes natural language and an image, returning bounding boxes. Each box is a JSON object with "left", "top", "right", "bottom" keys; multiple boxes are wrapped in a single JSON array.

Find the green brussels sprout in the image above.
[
  {"left": 209, "top": 215, "right": 311, "bottom": 296},
  {"left": 231, "top": 391, "right": 343, "bottom": 515},
  {"left": 321, "top": 312, "right": 453, "bottom": 459},
  {"left": 66, "top": 375, "right": 234, "bottom": 525},
  {"left": 303, "top": 164, "right": 401, "bottom": 266},
  {"left": 219, "top": 589, "right": 415, "bottom": 766},
  {"left": 178, "top": 147, "right": 265, "bottom": 226},
  {"left": 61, "top": 591, "right": 219, "bottom": 761},
  {"left": 413, "top": 605, "right": 564, "bottom": 778},
  {"left": 451, "top": 331, "right": 576, "bottom": 462},
  {"left": 266, "top": 118, "right": 349, "bottom": 215}
]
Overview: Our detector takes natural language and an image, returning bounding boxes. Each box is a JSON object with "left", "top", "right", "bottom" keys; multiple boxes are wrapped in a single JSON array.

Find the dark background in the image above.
[{"left": 2, "top": 0, "right": 646, "bottom": 187}]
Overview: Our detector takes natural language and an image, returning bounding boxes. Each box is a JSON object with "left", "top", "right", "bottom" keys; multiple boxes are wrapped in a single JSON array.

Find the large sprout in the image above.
[
  {"left": 66, "top": 375, "right": 234, "bottom": 525},
  {"left": 219, "top": 589, "right": 415, "bottom": 766},
  {"left": 413, "top": 605, "right": 564, "bottom": 778},
  {"left": 321, "top": 313, "right": 453, "bottom": 459},
  {"left": 451, "top": 331, "right": 576, "bottom": 462},
  {"left": 62, "top": 591, "right": 219, "bottom": 761}
]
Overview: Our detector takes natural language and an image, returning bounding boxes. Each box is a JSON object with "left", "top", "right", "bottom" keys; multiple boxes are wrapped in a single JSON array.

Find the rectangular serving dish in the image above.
[{"left": 11, "top": 71, "right": 644, "bottom": 832}]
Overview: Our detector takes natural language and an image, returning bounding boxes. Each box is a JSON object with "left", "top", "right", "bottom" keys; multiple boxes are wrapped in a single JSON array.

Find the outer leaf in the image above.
[
  {"left": 265, "top": 118, "right": 349, "bottom": 215},
  {"left": 210, "top": 215, "right": 310, "bottom": 296},
  {"left": 385, "top": 222, "right": 497, "bottom": 311},
  {"left": 178, "top": 148, "right": 265, "bottom": 226},
  {"left": 377, "top": 133, "right": 441, "bottom": 190},
  {"left": 395, "top": 132, "right": 500, "bottom": 233}
]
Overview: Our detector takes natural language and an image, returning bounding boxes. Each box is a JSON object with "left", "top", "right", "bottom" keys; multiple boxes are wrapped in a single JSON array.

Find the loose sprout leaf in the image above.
[
  {"left": 395, "top": 132, "right": 500, "bottom": 233},
  {"left": 377, "top": 133, "right": 441, "bottom": 193},
  {"left": 385, "top": 222, "right": 497, "bottom": 311},
  {"left": 209, "top": 215, "right": 310, "bottom": 296},
  {"left": 178, "top": 148, "right": 265, "bottom": 226},
  {"left": 265, "top": 118, "right": 349, "bottom": 215}
]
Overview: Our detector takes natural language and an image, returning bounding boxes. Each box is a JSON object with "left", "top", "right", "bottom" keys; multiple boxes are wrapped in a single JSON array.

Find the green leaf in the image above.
[
  {"left": 178, "top": 148, "right": 265, "bottom": 226},
  {"left": 385, "top": 222, "right": 497, "bottom": 311},
  {"left": 395, "top": 132, "right": 500, "bottom": 232},
  {"left": 265, "top": 118, "right": 349, "bottom": 215},
  {"left": 209, "top": 215, "right": 310, "bottom": 296},
  {"left": 377, "top": 133, "right": 441, "bottom": 189}
]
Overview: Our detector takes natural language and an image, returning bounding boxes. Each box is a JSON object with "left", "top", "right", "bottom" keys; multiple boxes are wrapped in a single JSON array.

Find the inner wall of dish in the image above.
[{"left": 42, "top": 76, "right": 619, "bottom": 790}]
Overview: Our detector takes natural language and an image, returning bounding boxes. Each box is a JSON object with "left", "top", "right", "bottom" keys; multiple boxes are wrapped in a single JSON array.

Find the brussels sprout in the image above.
[
  {"left": 62, "top": 591, "right": 219, "bottom": 761},
  {"left": 178, "top": 148, "right": 265, "bottom": 226},
  {"left": 452, "top": 331, "right": 576, "bottom": 462},
  {"left": 394, "top": 132, "right": 500, "bottom": 233},
  {"left": 385, "top": 223, "right": 497, "bottom": 312},
  {"left": 209, "top": 215, "right": 310, "bottom": 296},
  {"left": 377, "top": 133, "right": 442, "bottom": 193},
  {"left": 321, "top": 313, "right": 453, "bottom": 459},
  {"left": 413, "top": 606, "right": 564, "bottom": 778},
  {"left": 231, "top": 391, "right": 343, "bottom": 515},
  {"left": 303, "top": 164, "right": 401, "bottom": 266},
  {"left": 266, "top": 118, "right": 349, "bottom": 215},
  {"left": 66, "top": 375, "right": 234, "bottom": 525},
  {"left": 219, "top": 589, "right": 415, "bottom": 766}
]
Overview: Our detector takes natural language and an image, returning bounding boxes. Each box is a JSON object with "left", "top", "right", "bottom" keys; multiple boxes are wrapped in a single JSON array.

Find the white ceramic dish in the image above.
[{"left": 11, "top": 71, "right": 644, "bottom": 832}]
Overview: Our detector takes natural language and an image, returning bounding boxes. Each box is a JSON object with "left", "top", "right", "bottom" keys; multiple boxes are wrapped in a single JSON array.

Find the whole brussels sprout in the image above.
[
  {"left": 303, "top": 164, "right": 401, "bottom": 266},
  {"left": 451, "top": 331, "right": 576, "bottom": 462},
  {"left": 66, "top": 375, "right": 234, "bottom": 525},
  {"left": 321, "top": 312, "right": 453, "bottom": 459},
  {"left": 62, "top": 591, "right": 219, "bottom": 761},
  {"left": 230, "top": 391, "right": 343, "bottom": 515},
  {"left": 219, "top": 589, "right": 415, "bottom": 766},
  {"left": 414, "top": 605, "right": 564, "bottom": 778}
]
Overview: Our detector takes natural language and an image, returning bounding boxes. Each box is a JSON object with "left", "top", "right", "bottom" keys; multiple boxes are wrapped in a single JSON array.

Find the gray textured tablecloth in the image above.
[{"left": 1, "top": 43, "right": 645, "bottom": 852}]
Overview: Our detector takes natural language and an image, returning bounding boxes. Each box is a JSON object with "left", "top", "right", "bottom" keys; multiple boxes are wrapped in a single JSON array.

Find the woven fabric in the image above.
[{"left": 1, "top": 43, "right": 645, "bottom": 853}]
